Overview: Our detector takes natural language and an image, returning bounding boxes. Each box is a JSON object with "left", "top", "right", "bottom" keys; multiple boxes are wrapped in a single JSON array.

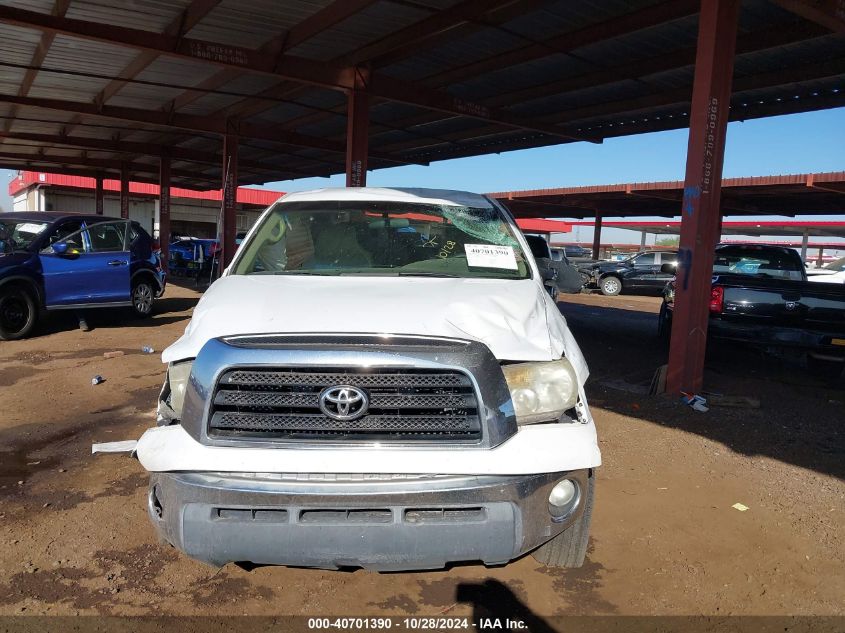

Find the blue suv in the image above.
[{"left": 0, "top": 212, "right": 166, "bottom": 340}]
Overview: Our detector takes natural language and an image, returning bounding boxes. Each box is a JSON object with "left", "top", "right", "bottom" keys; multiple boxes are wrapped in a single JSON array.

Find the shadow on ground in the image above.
[{"left": 559, "top": 299, "right": 845, "bottom": 480}]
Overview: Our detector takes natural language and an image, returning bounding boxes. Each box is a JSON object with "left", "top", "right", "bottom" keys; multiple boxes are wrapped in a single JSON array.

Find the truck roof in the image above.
[{"left": 278, "top": 187, "right": 494, "bottom": 209}]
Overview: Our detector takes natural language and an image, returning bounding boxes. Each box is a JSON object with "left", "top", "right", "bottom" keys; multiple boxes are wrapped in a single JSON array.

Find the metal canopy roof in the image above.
[
  {"left": 0, "top": 0, "right": 843, "bottom": 189},
  {"left": 489, "top": 171, "right": 845, "bottom": 217}
]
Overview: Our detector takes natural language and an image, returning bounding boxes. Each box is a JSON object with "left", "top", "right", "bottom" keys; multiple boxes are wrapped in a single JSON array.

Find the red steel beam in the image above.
[
  {"left": 1, "top": 0, "right": 69, "bottom": 137},
  {"left": 272, "top": 0, "right": 699, "bottom": 141},
  {"left": 61, "top": 0, "right": 223, "bottom": 139},
  {"left": 769, "top": 0, "right": 845, "bottom": 33},
  {"left": 377, "top": 51, "right": 845, "bottom": 155},
  {"left": 666, "top": 0, "right": 741, "bottom": 395},
  {"left": 163, "top": 0, "right": 380, "bottom": 115},
  {"left": 0, "top": 149, "right": 218, "bottom": 183},
  {"left": 0, "top": 131, "right": 307, "bottom": 177},
  {"left": 591, "top": 213, "right": 602, "bottom": 261},
  {"left": 94, "top": 173, "right": 104, "bottom": 215},
  {"left": 346, "top": 68, "right": 370, "bottom": 187},
  {"left": 0, "top": 4, "right": 586, "bottom": 143},
  {"left": 221, "top": 134, "right": 238, "bottom": 267},
  {"left": 159, "top": 155, "right": 171, "bottom": 266},
  {"left": 120, "top": 163, "right": 130, "bottom": 219},
  {"left": 228, "top": 0, "right": 546, "bottom": 133}
]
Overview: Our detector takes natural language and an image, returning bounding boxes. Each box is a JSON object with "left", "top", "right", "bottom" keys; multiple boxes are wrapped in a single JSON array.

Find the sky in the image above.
[{"left": 2, "top": 107, "right": 843, "bottom": 249}]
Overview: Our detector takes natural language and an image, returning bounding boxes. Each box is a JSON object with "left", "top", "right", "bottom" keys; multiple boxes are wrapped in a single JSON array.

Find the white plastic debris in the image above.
[
  {"left": 91, "top": 440, "right": 138, "bottom": 455},
  {"left": 732, "top": 503, "right": 749, "bottom": 512}
]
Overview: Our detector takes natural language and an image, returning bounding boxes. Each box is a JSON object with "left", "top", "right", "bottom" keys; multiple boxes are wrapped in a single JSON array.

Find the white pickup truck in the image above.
[{"left": 134, "top": 187, "right": 601, "bottom": 571}]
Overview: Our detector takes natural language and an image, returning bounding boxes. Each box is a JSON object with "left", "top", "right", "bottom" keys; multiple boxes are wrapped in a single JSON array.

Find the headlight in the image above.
[
  {"left": 157, "top": 360, "right": 193, "bottom": 424},
  {"left": 502, "top": 358, "right": 578, "bottom": 425}
]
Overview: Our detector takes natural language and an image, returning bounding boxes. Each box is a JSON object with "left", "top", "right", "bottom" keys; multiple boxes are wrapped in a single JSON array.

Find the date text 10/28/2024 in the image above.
[{"left": 308, "top": 618, "right": 529, "bottom": 630}]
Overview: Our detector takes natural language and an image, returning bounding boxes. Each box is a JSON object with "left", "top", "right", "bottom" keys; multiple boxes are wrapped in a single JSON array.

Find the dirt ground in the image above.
[{"left": 0, "top": 283, "right": 842, "bottom": 617}]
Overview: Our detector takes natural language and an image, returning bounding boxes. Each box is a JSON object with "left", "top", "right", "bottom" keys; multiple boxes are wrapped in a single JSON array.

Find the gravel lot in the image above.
[{"left": 0, "top": 284, "right": 842, "bottom": 616}]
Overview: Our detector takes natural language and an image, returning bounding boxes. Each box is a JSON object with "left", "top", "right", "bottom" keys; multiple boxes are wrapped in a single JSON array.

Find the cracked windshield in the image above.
[{"left": 232, "top": 200, "right": 531, "bottom": 280}]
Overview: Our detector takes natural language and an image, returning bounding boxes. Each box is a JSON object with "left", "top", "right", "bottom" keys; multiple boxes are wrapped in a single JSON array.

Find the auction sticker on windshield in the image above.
[{"left": 465, "top": 244, "right": 518, "bottom": 270}]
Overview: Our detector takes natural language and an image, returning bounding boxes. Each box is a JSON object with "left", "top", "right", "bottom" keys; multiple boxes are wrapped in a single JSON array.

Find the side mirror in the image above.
[
  {"left": 52, "top": 242, "right": 69, "bottom": 255},
  {"left": 660, "top": 263, "right": 676, "bottom": 274},
  {"left": 541, "top": 267, "right": 557, "bottom": 281}
]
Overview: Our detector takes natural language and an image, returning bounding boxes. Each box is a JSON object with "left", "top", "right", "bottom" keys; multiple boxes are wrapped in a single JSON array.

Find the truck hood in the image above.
[{"left": 164, "top": 274, "right": 589, "bottom": 384}]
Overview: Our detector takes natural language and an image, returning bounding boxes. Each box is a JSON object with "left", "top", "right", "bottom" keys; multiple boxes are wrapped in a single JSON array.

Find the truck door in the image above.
[
  {"left": 624, "top": 252, "right": 657, "bottom": 288},
  {"left": 41, "top": 220, "right": 131, "bottom": 307}
]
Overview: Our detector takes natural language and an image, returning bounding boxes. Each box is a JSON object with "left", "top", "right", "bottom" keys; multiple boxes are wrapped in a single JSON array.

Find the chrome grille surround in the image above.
[{"left": 179, "top": 334, "right": 517, "bottom": 449}]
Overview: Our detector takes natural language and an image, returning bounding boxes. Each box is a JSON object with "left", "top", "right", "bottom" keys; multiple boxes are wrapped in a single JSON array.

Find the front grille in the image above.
[{"left": 208, "top": 368, "right": 481, "bottom": 442}]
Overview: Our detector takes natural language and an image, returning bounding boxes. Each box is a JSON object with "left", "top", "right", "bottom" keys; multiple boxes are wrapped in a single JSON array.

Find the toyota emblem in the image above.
[{"left": 319, "top": 385, "right": 369, "bottom": 421}]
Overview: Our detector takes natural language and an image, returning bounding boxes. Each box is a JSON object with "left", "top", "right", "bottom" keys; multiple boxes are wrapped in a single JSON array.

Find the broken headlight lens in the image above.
[
  {"left": 502, "top": 358, "right": 578, "bottom": 425},
  {"left": 157, "top": 360, "right": 193, "bottom": 424}
]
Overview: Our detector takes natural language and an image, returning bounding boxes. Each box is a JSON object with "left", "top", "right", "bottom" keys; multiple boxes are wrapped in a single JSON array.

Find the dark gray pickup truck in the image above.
[{"left": 659, "top": 244, "right": 845, "bottom": 380}]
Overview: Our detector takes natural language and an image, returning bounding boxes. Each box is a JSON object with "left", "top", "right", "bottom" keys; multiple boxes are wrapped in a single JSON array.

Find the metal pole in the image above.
[
  {"left": 800, "top": 229, "right": 809, "bottom": 263},
  {"left": 221, "top": 133, "right": 239, "bottom": 267},
  {"left": 94, "top": 172, "right": 104, "bottom": 215},
  {"left": 640, "top": 231, "right": 647, "bottom": 249},
  {"left": 159, "top": 154, "right": 171, "bottom": 268},
  {"left": 346, "top": 67, "right": 370, "bottom": 187},
  {"left": 119, "top": 163, "right": 130, "bottom": 219},
  {"left": 666, "top": 0, "right": 740, "bottom": 396},
  {"left": 591, "top": 212, "right": 602, "bottom": 260}
]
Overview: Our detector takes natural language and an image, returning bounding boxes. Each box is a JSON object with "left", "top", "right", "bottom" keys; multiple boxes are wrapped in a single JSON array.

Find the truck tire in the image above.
[
  {"left": 130, "top": 278, "right": 155, "bottom": 318},
  {"left": 0, "top": 285, "right": 38, "bottom": 340},
  {"left": 532, "top": 471, "right": 595, "bottom": 568},
  {"left": 807, "top": 356, "right": 844, "bottom": 382},
  {"left": 599, "top": 276, "right": 622, "bottom": 296},
  {"left": 657, "top": 302, "right": 672, "bottom": 342}
]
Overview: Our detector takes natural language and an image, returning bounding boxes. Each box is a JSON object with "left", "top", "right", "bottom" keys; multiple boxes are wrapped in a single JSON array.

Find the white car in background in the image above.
[{"left": 807, "top": 256, "right": 845, "bottom": 284}]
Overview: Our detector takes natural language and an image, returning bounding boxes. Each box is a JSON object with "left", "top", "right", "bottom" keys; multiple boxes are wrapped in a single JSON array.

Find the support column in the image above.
[
  {"left": 221, "top": 133, "right": 239, "bottom": 267},
  {"left": 816, "top": 247, "right": 824, "bottom": 267},
  {"left": 119, "top": 163, "right": 130, "bottom": 219},
  {"left": 346, "top": 67, "right": 370, "bottom": 187},
  {"left": 800, "top": 229, "right": 809, "bottom": 263},
  {"left": 159, "top": 155, "right": 171, "bottom": 267},
  {"left": 591, "top": 213, "right": 602, "bottom": 260},
  {"left": 94, "top": 173, "right": 104, "bottom": 215},
  {"left": 640, "top": 231, "right": 647, "bottom": 249},
  {"left": 666, "top": 0, "right": 740, "bottom": 395}
]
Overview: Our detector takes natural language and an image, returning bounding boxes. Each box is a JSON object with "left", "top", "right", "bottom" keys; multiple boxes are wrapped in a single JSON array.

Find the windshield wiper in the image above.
[{"left": 397, "top": 271, "right": 460, "bottom": 278}]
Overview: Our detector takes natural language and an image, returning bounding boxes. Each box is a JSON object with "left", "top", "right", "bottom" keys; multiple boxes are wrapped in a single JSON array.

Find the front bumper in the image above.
[{"left": 148, "top": 469, "right": 590, "bottom": 571}]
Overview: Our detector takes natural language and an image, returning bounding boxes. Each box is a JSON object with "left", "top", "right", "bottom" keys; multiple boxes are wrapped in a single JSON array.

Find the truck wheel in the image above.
[
  {"left": 0, "top": 286, "right": 38, "bottom": 340},
  {"left": 532, "top": 472, "right": 595, "bottom": 568},
  {"left": 807, "top": 356, "right": 844, "bottom": 382},
  {"left": 130, "top": 278, "right": 155, "bottom": 318},
  {"left": 600, "top": 276, "right": 622, "bottom": 296},
  {"left": 657, "top": 302, "right": 672, "bottom": 342}
]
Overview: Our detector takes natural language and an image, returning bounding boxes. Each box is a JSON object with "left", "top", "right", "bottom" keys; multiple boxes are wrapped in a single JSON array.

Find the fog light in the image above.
[{"left": 548, "top": 479, "right": 579, "bottom": 522}]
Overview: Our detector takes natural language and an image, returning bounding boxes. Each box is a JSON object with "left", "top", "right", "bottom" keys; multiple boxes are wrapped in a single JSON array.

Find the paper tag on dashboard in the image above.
[{"left": 465, "top": 244, "right": 518, "bottom": 270}]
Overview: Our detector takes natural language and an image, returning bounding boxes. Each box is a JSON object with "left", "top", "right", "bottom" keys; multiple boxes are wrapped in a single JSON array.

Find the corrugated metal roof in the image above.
[{"left": 0, "top": 0, "right": 841, "bottom": 188}]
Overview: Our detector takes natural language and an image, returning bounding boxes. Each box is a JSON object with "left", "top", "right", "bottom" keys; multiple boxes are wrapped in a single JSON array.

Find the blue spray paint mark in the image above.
[{"left": 682, "top": 186, "right": 700, "bottom": 217}]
